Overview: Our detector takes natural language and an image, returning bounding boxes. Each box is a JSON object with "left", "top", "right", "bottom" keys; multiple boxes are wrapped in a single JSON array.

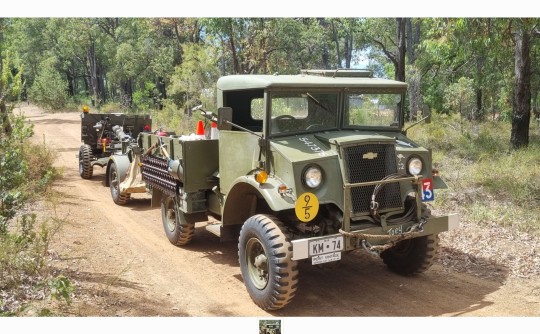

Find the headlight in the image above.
[
  {"left": 304, "top": 166, "right": 322, "bottom": 188},
  {"left": 407, "top": 157, "right": 423, "bottom": 175}
]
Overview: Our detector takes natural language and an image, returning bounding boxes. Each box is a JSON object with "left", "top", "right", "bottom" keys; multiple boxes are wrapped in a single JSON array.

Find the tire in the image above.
[
  {"left": 381, "top": 234, "right": 440, "bottom": 275},
  {"left": 238, "top": 214, "right": 299, "bottom": 310},
  {"left": 79, "top": 144, "right": 94, "bottom": 179},
  {"left": 161, "top": 194, "right": 197, "bottom": 246},
  {"left": 109, "top": 162, "right": 130, "bottom": 205}
]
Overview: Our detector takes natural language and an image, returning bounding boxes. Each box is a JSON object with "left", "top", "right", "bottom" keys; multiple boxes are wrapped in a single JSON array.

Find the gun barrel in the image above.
[{"left": 112, "top": 125, "right": 131, "bottom": 141}]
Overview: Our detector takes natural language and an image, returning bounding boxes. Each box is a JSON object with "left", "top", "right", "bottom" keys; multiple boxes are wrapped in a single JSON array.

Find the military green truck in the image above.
[{"left": 108, "top": 69, "right": 458, "bottom": 311}]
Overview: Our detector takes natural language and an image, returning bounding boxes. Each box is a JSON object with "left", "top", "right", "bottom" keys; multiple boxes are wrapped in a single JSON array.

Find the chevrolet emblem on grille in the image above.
[{"left": 362, "top": 152, "right": 378, "bottom": 160}]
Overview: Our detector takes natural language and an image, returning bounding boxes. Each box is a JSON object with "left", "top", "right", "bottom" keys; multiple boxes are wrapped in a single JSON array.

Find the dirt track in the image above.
[{"left": 18, "top": 105, "right": 540, "bottom": 324}]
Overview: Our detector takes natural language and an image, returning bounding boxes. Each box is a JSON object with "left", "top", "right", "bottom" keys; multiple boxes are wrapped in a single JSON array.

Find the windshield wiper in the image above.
[{"left": 306, "top": 92, "right": 329, "bottom": 112}]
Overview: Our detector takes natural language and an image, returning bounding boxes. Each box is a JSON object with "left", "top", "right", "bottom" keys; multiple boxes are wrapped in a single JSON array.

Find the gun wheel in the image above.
[
  {"left": 161, "top": 194, "right": 199, "bottom": 246},
  {"left": 79, "top": 144, "right": 94, "bottom": 179},
  {"left": 238, "top": 214, "right": 298, "bottom": 310},
  {"left": 109, "top": 162, "right": 130, "bottom": 205}
]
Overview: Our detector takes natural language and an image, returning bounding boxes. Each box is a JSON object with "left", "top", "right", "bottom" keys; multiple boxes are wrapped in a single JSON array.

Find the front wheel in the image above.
[
  {"left": 161, "top": 194, "right": 199, "bottom": 246},
  {"left": 109, "top": 162, "right": 130, "bottom": 205},
  {"left": 238, "top": 214, "right": 299, "bottom": 310},
  {"left": 381, "top": 234, "right": 440, "bottom": 275},
  {"left": 79, "top": 144, "right": 94, "bottom": 179}
]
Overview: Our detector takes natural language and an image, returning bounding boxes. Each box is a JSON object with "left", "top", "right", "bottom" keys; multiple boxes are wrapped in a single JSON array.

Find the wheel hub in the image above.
[{"left": 254, "top": 254, "right": 267, "bottom": 271}]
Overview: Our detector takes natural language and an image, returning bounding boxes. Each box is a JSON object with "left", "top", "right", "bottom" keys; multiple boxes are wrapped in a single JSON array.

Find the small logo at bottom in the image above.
[{"left": 259, "top": 319, "right": 282, "bottom": 334}]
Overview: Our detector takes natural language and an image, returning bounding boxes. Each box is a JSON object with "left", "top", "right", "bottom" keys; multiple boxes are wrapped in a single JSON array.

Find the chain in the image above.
[{"left": 340, "top": 221, "right": 427, "bottom": 256}]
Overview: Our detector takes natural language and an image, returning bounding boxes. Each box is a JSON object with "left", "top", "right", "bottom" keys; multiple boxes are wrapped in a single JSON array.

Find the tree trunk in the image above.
[
  {"left": 87, "top": 42, "right": 102, "bottom": 107},
  {"left": 227, "top": 19, "right": 241, "bottom": 74},
  {"left": 66, "top": 70, "right": 75, "bottom": 97},
  {"left": 533, "top": 91, "right": 539, "bottom": 121},
  {"left": 510, "top": 22, "right": 531, "bottom": 150},
  {"left": 0, "top": 103, "right": 12, "bottom": 135},
  {"left": 345, "top": 33, "right": 353, "bottom": 68},
  {"left": 396, "top": 18, "right": 406, "bottom": 82},
  {"left": 120, "top": 79, "right": 133, "bottom": 108},
  {"left": 317, "top": 18, "right": 331, "bottom": 69},
  {"left": 474, "top": 89, "right": 482, "bottom": 121},
  {"left": 331, "top": 20, "right": 341, "bottom": 68},
  {"left": 156, "top": 77, "right": 166, "bottom": 110},
  {"left": 406, "top": 18, "right": 416, "bottom": 64}
]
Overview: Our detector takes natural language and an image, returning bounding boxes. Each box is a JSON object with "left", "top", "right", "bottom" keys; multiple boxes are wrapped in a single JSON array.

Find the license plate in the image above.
[
  {"left": 312, "top": 252, "right": 341, "bottom": 265},
  {"left": 308, "top": 236, "right": 344, "bottom": 256}
]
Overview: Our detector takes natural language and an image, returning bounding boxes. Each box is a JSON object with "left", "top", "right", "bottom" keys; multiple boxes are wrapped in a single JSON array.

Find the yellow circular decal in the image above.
[{"left": 295, "top": 192, "right": 319, "bottom": 223}]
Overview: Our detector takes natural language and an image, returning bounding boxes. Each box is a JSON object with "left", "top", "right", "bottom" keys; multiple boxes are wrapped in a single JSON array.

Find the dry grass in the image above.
[{"left": 409, "top": 114, "right": 540, "bottom": 278}]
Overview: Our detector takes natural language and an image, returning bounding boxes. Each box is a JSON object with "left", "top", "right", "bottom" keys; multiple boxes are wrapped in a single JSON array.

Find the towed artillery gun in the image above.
[
  {"left": 106, "top": 69, "right": 459, "bottom": 310},
  {"left": 78, "top": 107, "right": 151, "bottom": 182}
]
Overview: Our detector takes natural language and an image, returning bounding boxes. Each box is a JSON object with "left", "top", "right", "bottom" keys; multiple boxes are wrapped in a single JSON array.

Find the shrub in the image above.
[
  {"left": 1, "top": 110, "right": 65, "bottom": 315},
  {"left": 27, "top": 57, "right": 69, "bottom": 111}
]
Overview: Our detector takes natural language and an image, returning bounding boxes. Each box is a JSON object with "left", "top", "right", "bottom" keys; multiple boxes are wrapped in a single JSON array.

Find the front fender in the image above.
[
  {"left": 433, "top": 175, "right": 448, "bottom": 189},
  {"left": 222, "top": 175, "right": 295, "bottom": 226},
  {"left": 105, "top": 154, "right": 131, "bottom": 187}
]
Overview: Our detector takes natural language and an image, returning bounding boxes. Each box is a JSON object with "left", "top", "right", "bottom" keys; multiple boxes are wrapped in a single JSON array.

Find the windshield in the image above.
[
  {"left": 344, "top": 93, "right": 402, "bottom": 129},
  {"left": 270, "top": 92, "right": 338, "bottom": 135}
]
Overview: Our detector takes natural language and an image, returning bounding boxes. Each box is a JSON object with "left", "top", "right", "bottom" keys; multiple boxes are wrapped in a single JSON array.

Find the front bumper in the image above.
[{"left": 291, "top": 213, "right": 459, "bottom": 261}]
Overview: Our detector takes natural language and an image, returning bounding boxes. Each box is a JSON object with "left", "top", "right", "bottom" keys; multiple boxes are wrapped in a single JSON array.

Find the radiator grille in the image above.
[{"left": 342, "top": 143, "right": 402, "bottom": 215}]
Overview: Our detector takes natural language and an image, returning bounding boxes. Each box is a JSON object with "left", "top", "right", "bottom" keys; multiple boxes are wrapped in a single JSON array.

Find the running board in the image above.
[
  {"left": 205, "top": 223, "right": 241, "bottom": 243},
  {"left": 206, "top": 223, "right": 222, "bottom": 237}
]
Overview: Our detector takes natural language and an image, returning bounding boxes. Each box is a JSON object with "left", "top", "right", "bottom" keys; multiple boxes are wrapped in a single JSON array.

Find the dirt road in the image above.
[{"left": 18, "top": 105, "right": 540, "bottom": 325}]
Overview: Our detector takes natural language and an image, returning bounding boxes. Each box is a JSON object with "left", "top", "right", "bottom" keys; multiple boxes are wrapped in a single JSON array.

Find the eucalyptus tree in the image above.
[
  {"left": 147, "top": 18, "right": 202, "bottom": 103},
  {"left": 417, "top": 18, "right": 513, "bottom": 119},
  {"left": 327, "top": 18, "right": 365, "bottom": 69},
  {"left": 362, "top": 18, "right": 406, "bottom": 81},
  {"left": 203, "top": 18, "right": 282, "bottom": 75},
  {"left": 510, "top": 18, "right": 540, "bottom": 149},
  {"left": 267, "top": 18, "right": 328, "bottom": 73},
  {"left": 168, "top": 42, "right": 220, "bottom": 110}
]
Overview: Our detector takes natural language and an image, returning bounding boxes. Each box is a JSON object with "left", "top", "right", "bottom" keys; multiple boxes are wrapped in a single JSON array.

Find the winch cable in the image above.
[
  {"left": 370, "top": 173, "right": 417, "bottom": 225},
  {"left": 340, "top": 173, "right": 429, "bottom": 255}
]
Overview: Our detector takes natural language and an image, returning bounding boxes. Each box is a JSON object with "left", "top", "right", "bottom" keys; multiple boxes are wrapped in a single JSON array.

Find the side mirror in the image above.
[{"left": 218, "top": 107, "right": 232, "bottom": 130}]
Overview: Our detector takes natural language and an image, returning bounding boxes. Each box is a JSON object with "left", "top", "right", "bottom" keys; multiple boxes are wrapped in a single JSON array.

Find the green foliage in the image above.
[
  {"left": 169, "top": 43, "right": 219, "bottom": 110},
  {"left": 1, "top": 52, "right": 23, "bottom": 101},
  {"left": 48, "top": 275, "right": 74, "bottom": 304},
  {"left": 150, "top": 99, "right": 197, "bottom": 135},
  {"left": 443, "top": 77, "right": 476, "bottom": 119},
  {"left": 0, "top": 115, "right": 33, "bottom": 229},
  {"left": 0, "top": 104, "right": 61, "bottom": 313},
  {"left": 0, "top": 213, "right": 70, "bottom": 315},
  {"left": 28, "top": 57, "right": 69, "bottom": 111},
  {"left": 133, "top": 81, "right": 160, "bottom": 111}
]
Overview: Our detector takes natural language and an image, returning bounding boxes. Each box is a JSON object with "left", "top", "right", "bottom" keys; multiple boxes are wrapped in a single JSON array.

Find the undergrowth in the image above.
[
  {"left": 408, "top": 113, "right": 540, "bottom": 235},
  {"left": 1, "top": 110, "right": 70, "bottom": 316}
]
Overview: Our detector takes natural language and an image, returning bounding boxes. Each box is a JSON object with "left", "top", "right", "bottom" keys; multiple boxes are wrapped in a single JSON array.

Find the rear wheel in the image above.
[
  {"left": 381, "top": 234, "right": 440, "bottom": 275},
  {"left": 109, "top": 162, "right": 130, "bottom": 205},
  {"left": 238, "top": 214, "right": 298, "bottom": 310},
  {"left": 79, "top": 144, "right": 94, "bottom": 179},
  {"left": 161, "top": 194, "right": 199, "bottom": 246}
]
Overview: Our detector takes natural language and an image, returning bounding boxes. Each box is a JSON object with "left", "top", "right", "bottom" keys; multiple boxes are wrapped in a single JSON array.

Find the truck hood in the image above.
[
  {"left": 270, "top": 135, "right": 338, "bottom": 163},
  {"left": 270, "top": 131, "right": 419, "bottom": 163},
  {"left": 313, "top": 131, "right": 419, "bottom": 148}
]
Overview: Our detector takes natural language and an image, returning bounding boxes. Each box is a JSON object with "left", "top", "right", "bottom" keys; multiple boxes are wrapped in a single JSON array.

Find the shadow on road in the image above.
[{"left": 175, "top": 230, "right": 506, "bottom": 317}]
